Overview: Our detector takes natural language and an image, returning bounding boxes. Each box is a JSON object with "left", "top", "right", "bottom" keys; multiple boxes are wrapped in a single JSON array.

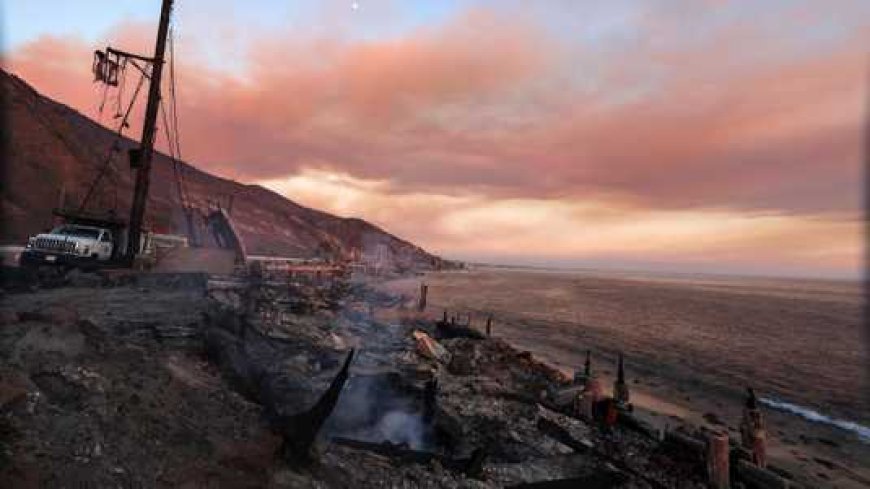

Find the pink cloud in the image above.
[{"left": 4, "top": 5, "right": 866, "bottom": 216}]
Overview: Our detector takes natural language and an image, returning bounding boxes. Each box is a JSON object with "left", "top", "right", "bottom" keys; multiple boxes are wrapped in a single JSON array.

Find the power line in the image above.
[{"left": 78, "top": 65, "right": 147, "bottom": 212}]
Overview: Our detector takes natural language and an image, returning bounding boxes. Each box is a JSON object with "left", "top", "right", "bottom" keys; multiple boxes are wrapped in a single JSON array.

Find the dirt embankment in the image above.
[{"left": 0, "top": 274, "right": 276, "bottom": 487}]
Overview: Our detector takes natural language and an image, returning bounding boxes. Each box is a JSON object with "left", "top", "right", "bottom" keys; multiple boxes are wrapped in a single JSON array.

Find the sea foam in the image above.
[{"left": 760, "top": 397, "right": 870, "bottom": 443}]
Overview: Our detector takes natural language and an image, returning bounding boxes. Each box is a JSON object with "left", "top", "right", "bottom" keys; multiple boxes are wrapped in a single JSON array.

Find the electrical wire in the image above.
[
  {"left": 78, "top": 66, "right": 147, "bottom": 212},
  {"left": 160, "top": 26, "right": 198, "bottom": 244}
]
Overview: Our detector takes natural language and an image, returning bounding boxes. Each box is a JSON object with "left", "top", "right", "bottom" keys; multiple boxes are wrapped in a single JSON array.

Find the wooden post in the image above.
[
  {"left": 584, "top": 350, "right": 591, "bottom": 378},
  {"left": 613, "top": 352, "right": 630, "bottom": 406},
  {"left": 485, "top": 314, "right": 493, "bottom": 337},
  {"left": 576, "top": 377, "right": 603, "bottom": 420},
  {"left": 706, "top": 431, "right": 730, "bottom": 489},
  {"left": 740, "top": 387, "right": 767, "bottom": 468},
  {"left": 442, "top": 310, "right": 448, "bottom": 323},
  {"left": 418, "top": 283, "right": 428, "bottom": 312}
]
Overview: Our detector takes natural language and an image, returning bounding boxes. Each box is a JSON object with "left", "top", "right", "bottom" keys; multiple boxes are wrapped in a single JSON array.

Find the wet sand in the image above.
[{"left": 381, "top": 267, "right": 870, "bottom": 488}]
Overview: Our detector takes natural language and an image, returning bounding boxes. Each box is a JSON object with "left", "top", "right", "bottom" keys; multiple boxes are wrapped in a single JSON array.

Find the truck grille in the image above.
[{"left": 34, "top": 238, "right": 76, "bottom": 253}]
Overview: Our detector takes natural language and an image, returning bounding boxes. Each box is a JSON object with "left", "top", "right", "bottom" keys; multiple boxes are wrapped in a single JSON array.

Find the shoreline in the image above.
[{"left": 378, "top": 269, "right": 870, "bottom": 488}]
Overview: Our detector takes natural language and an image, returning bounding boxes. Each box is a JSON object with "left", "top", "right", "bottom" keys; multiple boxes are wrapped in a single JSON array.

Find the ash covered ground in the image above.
[{"left": 0, "top": 269, "right": 789, "bottom": 488}]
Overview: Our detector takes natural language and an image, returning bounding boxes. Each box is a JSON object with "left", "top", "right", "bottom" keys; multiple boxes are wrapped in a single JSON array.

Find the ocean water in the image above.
[{"left": 420, "top": 268, "right": 868, "bottom": 438}]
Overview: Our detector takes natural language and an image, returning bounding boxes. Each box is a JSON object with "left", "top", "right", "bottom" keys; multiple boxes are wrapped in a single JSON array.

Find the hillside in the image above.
[{"left": 0, "top": 69, "right": 441, "bottom": 270}]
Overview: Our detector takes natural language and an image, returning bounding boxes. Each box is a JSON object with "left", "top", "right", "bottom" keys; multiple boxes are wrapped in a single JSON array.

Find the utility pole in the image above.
[{"left": 126, "top": 0, "right": 174, "bottom": 261}]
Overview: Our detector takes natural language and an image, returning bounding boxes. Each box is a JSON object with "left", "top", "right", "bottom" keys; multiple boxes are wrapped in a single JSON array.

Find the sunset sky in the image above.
[{"left": 3, "top": 1, "right": 867, "bottom": 278}]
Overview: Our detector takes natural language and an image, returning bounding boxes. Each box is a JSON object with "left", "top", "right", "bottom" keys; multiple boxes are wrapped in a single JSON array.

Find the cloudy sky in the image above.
[{"left": 3, "top": 1, "right": 867, "bottom": 278}]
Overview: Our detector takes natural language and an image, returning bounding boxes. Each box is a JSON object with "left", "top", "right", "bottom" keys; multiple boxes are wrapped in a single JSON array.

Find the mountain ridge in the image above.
[{"left": 0, "top": 69, "right": 442, "bottom": 270}]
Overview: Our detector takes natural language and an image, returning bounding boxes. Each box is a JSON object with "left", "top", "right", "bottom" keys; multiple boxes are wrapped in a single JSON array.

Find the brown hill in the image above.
[{"left": 0, "top": 69, "right": 441, "bottom": 270}]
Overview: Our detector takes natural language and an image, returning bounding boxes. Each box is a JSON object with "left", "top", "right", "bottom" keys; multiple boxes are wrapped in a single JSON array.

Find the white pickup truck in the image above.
[{"left": 20, "top": 224, "right": 116, "bottom": 267}]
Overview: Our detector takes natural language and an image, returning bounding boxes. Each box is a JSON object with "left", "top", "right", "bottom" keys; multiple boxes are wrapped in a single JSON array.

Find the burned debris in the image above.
[
  {"left": 0, "top": 244, "right": 804, "bottom": 488},
  {"left": 276, "top": 349, "right": 355, "bottom": 464},
  {"left": 1, "top": 261, "right": 801, "bottom": 488}
]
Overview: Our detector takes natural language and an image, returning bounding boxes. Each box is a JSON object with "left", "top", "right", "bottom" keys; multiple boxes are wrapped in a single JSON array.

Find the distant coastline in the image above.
[{"left": 463, "top": 261, "right": 861, "bottom": 283}]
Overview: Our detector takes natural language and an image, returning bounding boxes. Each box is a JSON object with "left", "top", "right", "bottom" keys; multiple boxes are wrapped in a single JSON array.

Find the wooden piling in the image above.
[
  {"left": 613, "top": 352, "right": 630, "bottom": 406},
  {"left": 418, "top": 283, "right": 428, "bottom": 312},
  {"left": 706, "top": 431, "right": 730, "bottom": 489},
  {"left": 485, "top": 314, "right": 493, "bottom": 337},
  {"left": 584, "top": 350, "right": 591, "bottom": 378},
  {"left": 740, "top": 387, "right": 768, "bottom": 468},
  {"left": 577, "top": 377, "right": 603, "bottom": 420}
]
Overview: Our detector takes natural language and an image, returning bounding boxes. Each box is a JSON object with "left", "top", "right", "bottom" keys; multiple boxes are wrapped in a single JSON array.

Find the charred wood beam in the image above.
[
  {"left": 614, "top": 410, "right": 658, "bottom": 441},
  {"left": 435, "top": 318, "right": 486, "bottom": 340},
  {"left": 463, "top": 447, "right": 488, "bottom": 479},
  {"left": 331, "top": 437, "right": 487, "bottom": 478},
  {"left": 423, "top": 377, "right": 438, "bottom": 424},
  {"left": 277, "top": 349, "right": 355, "bottom": 463},
  {"left": 536, "top": 418, "right": 593, "bottom": 454},
  {"left": 536, "top": 418, "right": 669, "bottom": 489},
  {"left": 736, "top": 459, "right": 793, "bottom": 489},
  {"left": 106, "top": 46, "right": 156, "bottom": 63},
  {"left": 332, "top": 437, "right": 441, "bottom": 464},
  {"left": 507, "top": 471, "right": 628, "bottom": 489}
]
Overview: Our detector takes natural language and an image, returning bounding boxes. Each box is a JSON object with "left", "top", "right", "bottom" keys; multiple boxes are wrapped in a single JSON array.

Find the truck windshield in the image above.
[{"left": 51, "top": 226, "right": 101, "bottom": 240}]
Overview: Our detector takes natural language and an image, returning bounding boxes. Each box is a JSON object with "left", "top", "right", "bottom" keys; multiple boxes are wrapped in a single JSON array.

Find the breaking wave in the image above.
[{"left": 760, "top": 397, "right": 870, "bottom": 443}]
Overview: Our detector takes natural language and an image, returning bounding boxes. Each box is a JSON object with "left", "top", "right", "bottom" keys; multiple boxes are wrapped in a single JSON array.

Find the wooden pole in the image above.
[
  {"left": 740, "top": 387, "right": 767, "bottom": 468},
  {"left": 485, "top": 314, "right": 493, "bottom": 337},
  {"left": 127, "top": 0, "right": 174, "bottom": 261},
  {"left": 418, "top": 283, "right": 428, "bottom": 312},
  {"left": 577, "top": 377, "right": 602, "bottom": 420},
  {"left": 584, "top": 350, "right": 591, "bottom": 378},
  {"left": 706, "top": 431, "right": 730, "bottom": 489},
  {"left": 613, "top": 352, "right": 630, "bottom": 406}
]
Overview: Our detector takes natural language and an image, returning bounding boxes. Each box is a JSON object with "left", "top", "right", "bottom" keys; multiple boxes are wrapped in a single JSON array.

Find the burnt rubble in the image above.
[{"left": 0, "top": 270, "right": 798, "bottom": 488}]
